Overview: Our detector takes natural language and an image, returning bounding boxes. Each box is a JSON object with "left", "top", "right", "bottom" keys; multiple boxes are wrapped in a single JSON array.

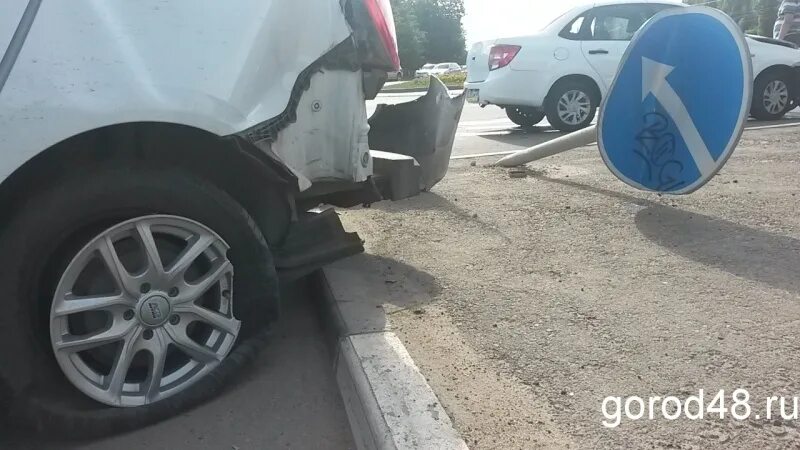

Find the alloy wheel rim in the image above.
[
  {"left": 50, "top": 215, "right": 239, "bottom": 407},
  {"left": 763, "top": 80, "right": 789, "bottom": 114},
  {"left": 557, "top": 90, "right": 592, "bottom": 126}
]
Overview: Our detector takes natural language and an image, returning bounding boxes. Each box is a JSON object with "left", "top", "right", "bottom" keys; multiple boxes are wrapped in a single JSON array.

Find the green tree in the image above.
[
  {"left": 684, "top": 0, "right": 778, "bottom": 36},
  {"left": 758, "top": 0, "right": 780, "bottom": 37},
  {"left": 391, "top": 0, "right": 427, "bottom": 71},
  {"left": 414, "top": 0, "right": 467, "bottom": 64},
  {"left": 390, "top": 0, "right": 467, "bottom": 70}
]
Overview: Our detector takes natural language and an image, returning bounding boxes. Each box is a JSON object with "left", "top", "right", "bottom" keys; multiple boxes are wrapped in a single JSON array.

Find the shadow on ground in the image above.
[
  {"left": 369, "top": 191, "right": 513, "bottom": 244},
  {"left": 531, "top": 173, "right": 800, "bottom": 294},
  {"left": 372, "top": 190, "right": 470, "bottom": 214},
  {"left": 472, "top": 127, "right": 565, "bottom": 149},
  {"left": 460, "top": 116, "right": 800, "bottom": 156},
  {"left": 636, "top": 205, "right": 800, "bottom": 294}
]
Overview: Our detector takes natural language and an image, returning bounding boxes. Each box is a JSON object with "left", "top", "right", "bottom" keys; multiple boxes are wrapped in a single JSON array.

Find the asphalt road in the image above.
[
  {"left": 1, "top": 283, "right": 354, "bottom": 450},
  {"left": 369, "top": 90, "right": 800, "bottom": 158}
]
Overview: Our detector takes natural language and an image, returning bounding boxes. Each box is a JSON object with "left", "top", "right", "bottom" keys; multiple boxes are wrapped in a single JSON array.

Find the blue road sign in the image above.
[{"left": 598, "top": 6, "right": 752, "bottom": 194}]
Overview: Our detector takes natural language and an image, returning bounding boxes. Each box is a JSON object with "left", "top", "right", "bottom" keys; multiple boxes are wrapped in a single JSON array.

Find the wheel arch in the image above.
[
  {"left": 753, "top": 64, "right": 800, "bottom": 98},
  {"left": 546, "top": 74, "right": 603, "bottom": 105},
  {"left": 0, "top": 122, "right": 297, "bottom": 248},
  {"left": 754, "top": 64, "right": 796, "bottom": 83}
]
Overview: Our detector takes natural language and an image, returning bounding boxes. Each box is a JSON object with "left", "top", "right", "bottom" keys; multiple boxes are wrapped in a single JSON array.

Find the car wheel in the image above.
[
  {"left": 545, "top": 80, "right": 597, "bottom": 132},
  {"left": 0, "top": 167, "right": 278, "bottom": 437},
  {"left": 751, "top": 71, "right": 793, "bottom": 121},
  {"left": 506, "top": 107, "right": 545, "bottom": 127}
]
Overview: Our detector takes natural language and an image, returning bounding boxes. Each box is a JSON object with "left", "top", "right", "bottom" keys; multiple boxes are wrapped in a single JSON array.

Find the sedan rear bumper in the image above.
[{"left": 465, "top": 68, "right": 550, "bottom": 107}]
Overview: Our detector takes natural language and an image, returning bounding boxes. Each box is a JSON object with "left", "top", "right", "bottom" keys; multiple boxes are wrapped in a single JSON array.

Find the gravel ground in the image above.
[{"left": 339, "top": 126, "right": 800, "bottom": 449}]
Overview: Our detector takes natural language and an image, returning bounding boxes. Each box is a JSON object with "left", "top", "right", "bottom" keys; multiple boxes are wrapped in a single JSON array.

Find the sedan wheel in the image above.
[
  {"left": 763, "top": 79, "right": 789, "bottom": 115},
  {"left": 545, "top": 80, "right": 598, "bottom": 132},
  {"left": 751, "top": 71, "right": 794, "bottom": 121},
  {"left": 50, "top": 215, "right": 239, "bottom": 407},
  {"left": 557, "top": 90, "right": 592, "bottom": 127},
  {"left": 0, "top": 168, "right": 278, "bottom": 437}
]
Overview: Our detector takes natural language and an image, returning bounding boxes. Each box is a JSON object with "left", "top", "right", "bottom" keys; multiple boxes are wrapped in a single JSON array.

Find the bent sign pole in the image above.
[
  {"left": 494, "top": 125, "right": 597, "bottom": 167},
  {"left": 496, "top": 6, "right": 753, "bottom": 195}
]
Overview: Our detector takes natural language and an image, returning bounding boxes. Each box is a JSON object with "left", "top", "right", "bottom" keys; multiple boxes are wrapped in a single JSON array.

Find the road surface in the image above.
[
  {"left": 369, "top": 90, "right": 800, "bottom": 158},
  {"left": 1, "top": 283, "right": 354, "bottom": 450}
]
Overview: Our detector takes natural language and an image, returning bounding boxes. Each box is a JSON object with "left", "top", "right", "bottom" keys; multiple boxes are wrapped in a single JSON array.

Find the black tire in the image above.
[
  {"left": 544, "top": 79, "right": 598, "bottom": 132},
  {"left": 505, "top": 107, "right": 546, "bottom": 127},
  {"left": 751, "top": 70, "right": 794, "bottom": 121},
  {"left": 0, "top": 167, "right": 279, "bottom": 439}
]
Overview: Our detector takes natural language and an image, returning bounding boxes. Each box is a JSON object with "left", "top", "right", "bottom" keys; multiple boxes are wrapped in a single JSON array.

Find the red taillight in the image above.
[
  {"left": 364, "top": 0, "right": 401, "bottom": 69},
  {"left": 489, "top": 45, "right": 521, "bottom": 71}
]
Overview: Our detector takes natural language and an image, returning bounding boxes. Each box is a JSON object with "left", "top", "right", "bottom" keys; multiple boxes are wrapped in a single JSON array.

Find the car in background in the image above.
[
  {"left": 431, "top": 62, "right": 463, "bottom": 75},
  {"left": 465, "top": 0, "right": 800, "bottom": 132},
  {"left": 388, "top": 67, "right": 405, "bottom": 80},
  {"left": 416, "top": 63, "right": 436, "bottom": 77}
]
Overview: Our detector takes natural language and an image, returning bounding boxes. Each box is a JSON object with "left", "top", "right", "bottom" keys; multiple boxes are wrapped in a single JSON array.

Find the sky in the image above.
[{"left": 462, "top": 0, "right": 590, "bottom": 45}]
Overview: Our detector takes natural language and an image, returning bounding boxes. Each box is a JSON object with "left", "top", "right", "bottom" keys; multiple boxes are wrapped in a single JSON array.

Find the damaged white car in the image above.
[{"left": 0, "top": 0, "right": 463, "bottom": 435}]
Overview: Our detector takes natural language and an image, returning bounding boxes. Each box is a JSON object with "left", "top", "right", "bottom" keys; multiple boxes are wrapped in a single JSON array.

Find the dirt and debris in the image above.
[
  {"left": 340, "top": 126, "right": 800, "bottom": 449},
  {"left": 509, "top": 167, "right": 528, "bottom": 178}
]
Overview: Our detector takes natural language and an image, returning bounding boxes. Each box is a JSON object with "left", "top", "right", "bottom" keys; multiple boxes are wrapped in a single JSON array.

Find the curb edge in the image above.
[{"left": 312, "top": 266, "right": 468, "bottom": 450}]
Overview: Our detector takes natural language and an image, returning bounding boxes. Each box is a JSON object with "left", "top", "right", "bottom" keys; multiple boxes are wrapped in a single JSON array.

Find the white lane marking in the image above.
[
  {"left": 375, "top": 90, "right": 463, "bottom": 98},
  {"left": 458, "top": 124, "right": 516, "bottom": 131},
  {"left": 456, "top": 117, "right": 800, "bottom": 136},
  {"left": 449, "top": 121, "right": 800, "bottom": 159},
  {"left": 746, "top": 122, "right": 800, "bottom": 131},
  {"left": 459, "top": 118, "right": 516, "bottom": 126},
  {"left": 450, "top": 150, "right": 523, "bottom": 160},
  {"left": 450, "top": 144, "right": 597, "bottom": 160},
  {"left": 457, "top": 131, "right": 515, "bottom": 138}
]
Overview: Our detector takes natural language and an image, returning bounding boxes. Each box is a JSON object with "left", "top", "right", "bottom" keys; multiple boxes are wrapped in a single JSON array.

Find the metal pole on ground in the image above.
[{"left": 494, "top": 125, "right": 597, "bottom": 167}]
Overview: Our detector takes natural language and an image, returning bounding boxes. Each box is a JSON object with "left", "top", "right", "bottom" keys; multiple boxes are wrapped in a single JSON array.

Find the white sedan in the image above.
[
  {"left": 465, "top": 0, "right": 800, "bottom": 132},
  {"left": 431, "top": 62, "right": 464, "bottom": 76},
  {"left": 416, "top": 63, "right": 436, "bottom": 77}
]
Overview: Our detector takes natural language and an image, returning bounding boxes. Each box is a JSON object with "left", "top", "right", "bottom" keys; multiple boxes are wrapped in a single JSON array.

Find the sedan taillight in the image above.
[{"left": 489, "top": 45, "right": 521, "bottom": 71}]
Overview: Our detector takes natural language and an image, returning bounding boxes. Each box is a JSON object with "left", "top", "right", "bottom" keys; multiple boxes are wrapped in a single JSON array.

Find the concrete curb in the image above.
[
  {"left": 380, "top": 86, "right": 463, "bottom": 94},
  {"left": 313, "top": 255, "right": 468, "bottom": 450}
]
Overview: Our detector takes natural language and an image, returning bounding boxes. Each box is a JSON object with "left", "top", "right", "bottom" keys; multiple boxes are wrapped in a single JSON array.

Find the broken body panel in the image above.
[{"left": 0, "top": 0, "right": 464, "bottom": 276}]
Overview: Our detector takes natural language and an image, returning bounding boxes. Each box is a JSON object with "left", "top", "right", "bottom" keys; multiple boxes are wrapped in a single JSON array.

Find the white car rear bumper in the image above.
[{"left": 465, "top": 68, "right": 550, "bottom": 108}]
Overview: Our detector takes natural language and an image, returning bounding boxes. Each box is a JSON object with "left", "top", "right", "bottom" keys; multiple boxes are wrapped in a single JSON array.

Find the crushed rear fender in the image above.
[{"left": 368, "top": 76, "right": 465, "bottom": 191}]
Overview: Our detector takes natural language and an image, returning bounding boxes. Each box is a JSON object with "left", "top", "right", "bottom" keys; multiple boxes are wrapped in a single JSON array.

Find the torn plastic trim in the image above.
[
  {"left": 234, "top": 37, "right": 360, "bottom": 146},
  {"left": 273, "top": 206, "right": 364, "bottom": 282},
  {"left": 368, "top": 76, "right": 465, "bottom": 190}
]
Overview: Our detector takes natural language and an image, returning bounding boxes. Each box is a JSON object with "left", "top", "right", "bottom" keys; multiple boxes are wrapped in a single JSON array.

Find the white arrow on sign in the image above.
[{"left": 641, "top": 56, "right": 716, "bottom": 176}]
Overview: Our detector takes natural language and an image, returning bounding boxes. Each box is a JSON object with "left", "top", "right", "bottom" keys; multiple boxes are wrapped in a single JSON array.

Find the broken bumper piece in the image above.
[{"left": 368, "top": 76, "right": 465, "bottom": 200}]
